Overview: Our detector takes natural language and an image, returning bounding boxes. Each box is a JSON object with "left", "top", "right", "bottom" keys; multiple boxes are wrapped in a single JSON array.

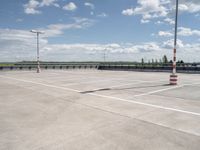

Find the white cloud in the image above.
[
  {"left": 73, "top": 17, "right": 95, "bottom": 26},
  {"left": 157, "top": 27, "right": 200, "bottom": 38},
  {"left": 122, "top": 8, "right": 134, "bottom": 16},
  {"left": 141, "top": 19, "right": 150, "bottom": 24},
  {"left": 179, "top": 2, "right": 200, "bottom": 13},
  {"left": 24, "top": 0, "right": 41, "bottom": 14},
  {"left": 0, "top": 29, "right": 47, "bottom": 61},
  {"left": 163, "top": 39, "right": 184, "bottom": 49},
  {"left": 122, "top": 0, "right": 168, "bottom": 23},
  {"left": 157, "top": 29, "right": 173, "bottom": 37},
  {"left": 158, "top": 31, "right": 173, "bottom": 37},
  {"left": 0, "top": 29, "right": 164, "bottom": 61},
  {"left": 155, "top": 21, "right": 163, "bottom": 24},
  {"left": 0, "top": 29, "right": 34, "bottom": 43},
  {"left": 84, "top": 2, "right": 95, "bottom": 10},
  {"left": 160, "top": 0, "right": 171, "bottom": 5},
  {"left": 44, "top": 18, "right": 94, "bottom": 37},
  {"left": 122, "top": 0, "right": 200, "bottom": 25},
  {"left": 97, "top": 13, "right": 108, "bottom": 18},
  {"left": 33, "top": 18, "right": 94, "bottom": 38},
  {"left": 1, "top": 29, "right": 200, "bottom": 62},
  {"left": 167, "top": 0, "right": 200, "bottom": 14},
  {"left": 63, "top": 2, "right": 77, "bottom": 11},
  {"left": 164, "top": 18, "right": 175, "bottom": 25},
  {"left": 44, "top": 43, "right": 120, "bottom": 53},
  {"left": 178, "top": 27, "right": 200, "bottom": 36},
  {"left": 40, "top": 0, "right": 59, "bottom": 7},
  {"left": 24, "top": 0, "right": 59, "bottom": 14},
  {"left": 0, "top": 17, "right": 96, "bottom": 61},
  {"left": 127, "top": 42, "right": 161, "bottom": 53},
  {"left": 178, "top": 4, "right": 189, "bottom": 12},
  {"left": 41, "top": 42, "right": 163, "bottom": 58},
  {"left": 161, "top": 40, "right": 200, "bottom": 62},
  {"left": 168, "top": 0, "right": 200, "bottom": 13}
]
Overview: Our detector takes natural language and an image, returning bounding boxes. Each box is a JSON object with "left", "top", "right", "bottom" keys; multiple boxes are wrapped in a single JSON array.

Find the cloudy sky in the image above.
[{"left": 0, "top": 0, "right": 200, "bottom": 62}]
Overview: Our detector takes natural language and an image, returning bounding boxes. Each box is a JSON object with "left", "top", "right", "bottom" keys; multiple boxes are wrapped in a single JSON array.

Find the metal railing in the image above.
[{"left": 0, "top": 62, "right": 200, "bottom": 73}]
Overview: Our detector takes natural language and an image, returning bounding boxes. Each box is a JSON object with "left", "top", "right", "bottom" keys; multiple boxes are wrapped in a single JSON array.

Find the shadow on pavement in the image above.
[{"left": 80, "top": 84, "right": 170, "bottom": 94}]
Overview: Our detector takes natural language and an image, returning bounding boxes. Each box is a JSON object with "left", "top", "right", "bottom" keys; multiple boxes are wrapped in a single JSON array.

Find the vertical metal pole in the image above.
[
  {"left": 170, "top": 0, "right": 179, "bottom": 85},
  {"left": 37, "top": 33, "right": 40, "bottom": 73},
  {"left": 104, "top": 48, "right": 106, "bottom": 62},
  {"left": 173, "top": 0, "right": 179, "bottom": 74},
  {"left": 30, "top": 30, "right": 44, "bottom": 73}
]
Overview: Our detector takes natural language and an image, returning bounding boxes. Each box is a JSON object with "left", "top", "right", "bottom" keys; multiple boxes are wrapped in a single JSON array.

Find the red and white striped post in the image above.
[{"left": 170, "top": 0, "right": 179, "bottom": 85}]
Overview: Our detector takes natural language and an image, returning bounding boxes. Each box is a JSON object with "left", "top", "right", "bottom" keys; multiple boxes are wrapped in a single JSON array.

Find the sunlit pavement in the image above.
[{"left": 0, "top": 70, "right": 200, "bottom": 150}]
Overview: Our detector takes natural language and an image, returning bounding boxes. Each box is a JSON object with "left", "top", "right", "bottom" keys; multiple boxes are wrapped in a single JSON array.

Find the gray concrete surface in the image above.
[{"left": 0, "top": 70, "right": 200, "bottom": 150}]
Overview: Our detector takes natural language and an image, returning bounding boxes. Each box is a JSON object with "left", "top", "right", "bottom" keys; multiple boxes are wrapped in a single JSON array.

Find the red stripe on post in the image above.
[
  {"left": 170, "top": 74, "right": 178, "bottom": 85},
  {"left": 174, "top": 48, "right": 176, "bottom": 53},
  {"left": 170, "top": 75, "right": 178, "bottom": 77},
  {"left": 170, "top": 79, "right": 177, "bottom": 81},
  {"left": 174, "top": 57, "right": 176, "bottom": 61},
  {"left": 172, "top": 64, "right": 176, "bottom": 68}
]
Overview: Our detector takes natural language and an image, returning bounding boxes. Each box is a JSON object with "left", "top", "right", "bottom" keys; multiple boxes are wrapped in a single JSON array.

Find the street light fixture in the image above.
[
  {"left": 170, "top": 0, "right": 179, "bottom": 85},
  {"left": 30, "top": 30, "right": 44, "bottom": 73}
]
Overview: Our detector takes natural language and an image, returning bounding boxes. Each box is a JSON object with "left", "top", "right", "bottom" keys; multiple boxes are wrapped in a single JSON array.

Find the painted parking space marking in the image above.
[{"left": 1, "top": 75, "right": 200, "bottom": 117}]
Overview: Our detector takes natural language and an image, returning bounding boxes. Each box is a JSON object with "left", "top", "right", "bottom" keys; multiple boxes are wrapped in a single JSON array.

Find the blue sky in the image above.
[{"left": 0, "top": 0, "right": 200, "bottom": 62}]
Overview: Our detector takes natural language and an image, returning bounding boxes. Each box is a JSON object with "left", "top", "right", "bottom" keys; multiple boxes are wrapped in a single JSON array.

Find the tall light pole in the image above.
[
  {"left": 30, "top": 30, "right": 44, "bottom": 73},
  {"left": 170, "top": 0, "right": 179, "bottom": 85},
  {"left": 103, "top": 47, "right": 107, "bottom": 62},
  {"left": 103, "top": 46, "right": 112, "bottom": 62}
]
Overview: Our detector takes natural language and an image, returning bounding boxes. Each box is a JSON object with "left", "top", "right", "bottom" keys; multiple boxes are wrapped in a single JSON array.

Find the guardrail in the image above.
[
  {"left": 0, "top": 64, "right": 99, "bottom": 71},
  {"left": 0, "top": 63, "right": 200, "bottom": 73},
  {"left": 98, "top": 64, "right": 200, "bottom": 73}
]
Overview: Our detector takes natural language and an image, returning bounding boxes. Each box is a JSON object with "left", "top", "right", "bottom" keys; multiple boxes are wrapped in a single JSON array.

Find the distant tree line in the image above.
[{"left": 141, "top": 55, "right": 185, "bottom": 66}]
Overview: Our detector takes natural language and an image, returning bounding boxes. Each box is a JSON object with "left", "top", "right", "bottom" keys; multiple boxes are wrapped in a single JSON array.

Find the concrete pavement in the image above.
[{"left": 0, "top": 70, "right": 200, "bottom": 150}]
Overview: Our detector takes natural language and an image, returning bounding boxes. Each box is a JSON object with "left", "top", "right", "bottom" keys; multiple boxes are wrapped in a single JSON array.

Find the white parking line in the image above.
[
  {"left": 89, "top": 93, "right": 200, "bottom": 116},
  {"left": 132, "top": 82, "right": 200, "bottom": 97},
  {"left": 1, "top": 75, "right": 200, "bottom": 117},
  {"left": 0, "top": 76, "right": 80, "bottom": 93},
  {"left": 133, "top": 85, "right": 184, "bottom": 97},
  {"left": 185, "top": 82, "right": 200, "bottom": 86}
]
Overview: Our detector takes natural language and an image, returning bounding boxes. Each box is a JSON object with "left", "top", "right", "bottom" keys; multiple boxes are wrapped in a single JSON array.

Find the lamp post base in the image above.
[{"left": 170, "top": 74, "right": 178, "bottom": 85}]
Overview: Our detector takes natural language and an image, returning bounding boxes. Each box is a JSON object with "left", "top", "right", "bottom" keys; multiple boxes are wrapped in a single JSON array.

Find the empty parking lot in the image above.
[{"left": 0, "top": 70, "right": 200, "bottom": 150}]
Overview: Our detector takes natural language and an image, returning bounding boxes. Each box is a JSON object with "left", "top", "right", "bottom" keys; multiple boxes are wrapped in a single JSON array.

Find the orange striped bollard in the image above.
[{"left": 170, "top": 74, "right": 178, "bottom": 85}]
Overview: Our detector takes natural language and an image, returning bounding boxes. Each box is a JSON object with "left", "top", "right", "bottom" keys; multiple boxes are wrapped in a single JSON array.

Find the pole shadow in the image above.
[{"left": 80, "top": 84, "right": 170, "bottom": 94}]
